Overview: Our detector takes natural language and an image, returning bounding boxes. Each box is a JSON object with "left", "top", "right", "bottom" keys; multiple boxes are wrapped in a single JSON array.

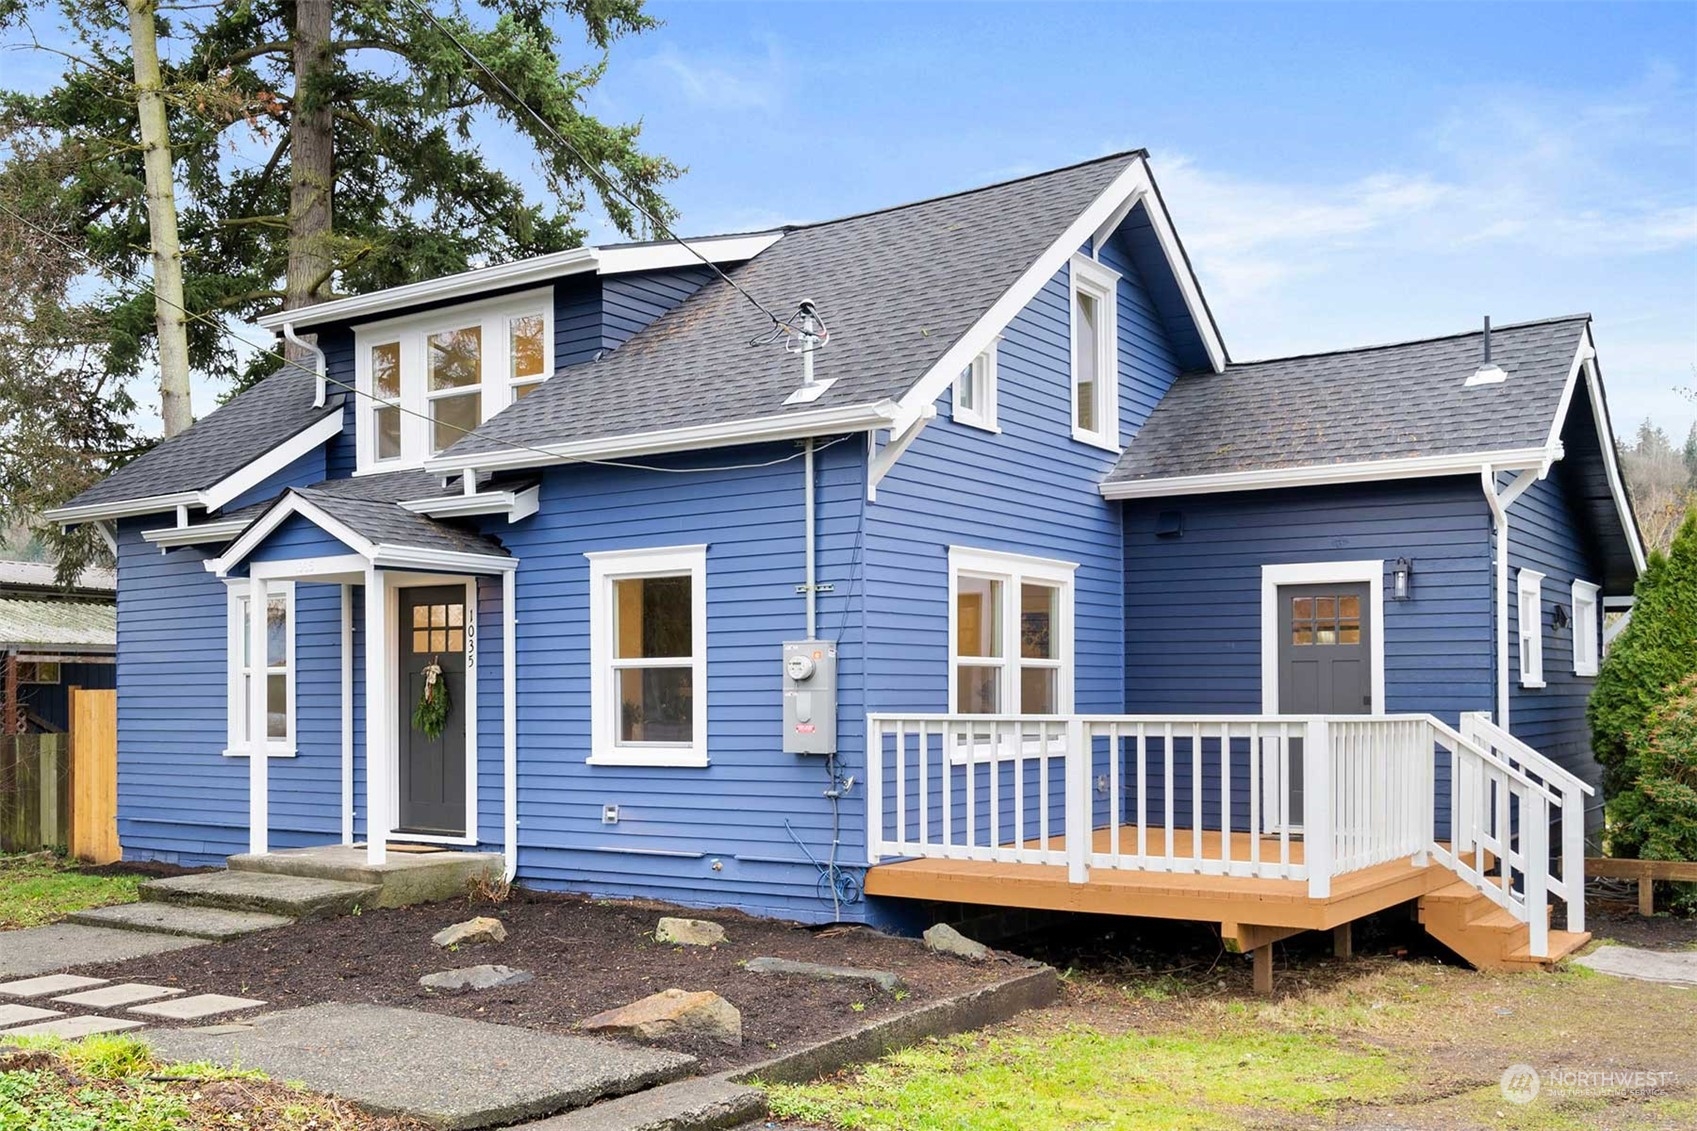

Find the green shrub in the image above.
[
  {"left": 1609, "top": 674, "right": 1697, "bottom": 863},
  {"left": 1590, "top": 513, "right": 1697, "bottom": 856}
]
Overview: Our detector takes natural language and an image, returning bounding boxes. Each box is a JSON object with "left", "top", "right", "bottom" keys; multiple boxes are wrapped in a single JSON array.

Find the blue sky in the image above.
[{"left": 573, "top": 0, "right": 1696, "bottom": 438}]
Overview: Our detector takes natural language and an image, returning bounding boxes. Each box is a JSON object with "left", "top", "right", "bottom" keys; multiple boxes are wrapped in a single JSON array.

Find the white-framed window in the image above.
[
  {"left": 586, "top": 545, "right": 708, "bottom": 768},
  {"left": 949, "top": 546, "right": 1076, "bottom": 716},
  {"left": 353, "top": 288, "right": 553, "bottom": 471},
  {"left": 1517, "top": 569, "right": 1545, "bottom": 689},
  {"left": 1572, "top": 579, "right": 1601, "bottom": 677},
  {"left": 1069, "top": 254, "right": 1119, "bottom": 450},
  {"left": 225, "top": 580, "right": 296, "bottom": 756},
  {"left": 952, "top": 346, "right": 998, "bottom": 432}
]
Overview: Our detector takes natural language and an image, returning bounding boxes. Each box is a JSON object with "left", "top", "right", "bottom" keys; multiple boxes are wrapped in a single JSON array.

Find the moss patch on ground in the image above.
[{"left": 0, "top": 853, "right": 140, "bottom": 930}]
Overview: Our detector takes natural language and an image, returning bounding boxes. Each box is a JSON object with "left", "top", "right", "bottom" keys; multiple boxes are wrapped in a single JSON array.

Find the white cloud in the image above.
[{"left": 635, "top": 42, "right": 786, "bottom": 113}]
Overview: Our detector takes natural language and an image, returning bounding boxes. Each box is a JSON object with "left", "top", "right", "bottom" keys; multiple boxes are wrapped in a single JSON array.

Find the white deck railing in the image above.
[{"left": 866, "top": 711, "right": 1581, "bottom": 958}]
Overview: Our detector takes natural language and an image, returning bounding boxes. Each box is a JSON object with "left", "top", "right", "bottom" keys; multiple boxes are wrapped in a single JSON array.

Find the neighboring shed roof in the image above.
[
  {"left": 0, "top": 597, "right": 116, "bottom": 652},
  {"left": 440, "top": 152, "right": 1149, "bottom": 461},
  {"left": 1106, "top": 316, "right": 1591, "bottom": 486},
  {"left": 0, "top": 560, "right": 115, "bottom": 595}
]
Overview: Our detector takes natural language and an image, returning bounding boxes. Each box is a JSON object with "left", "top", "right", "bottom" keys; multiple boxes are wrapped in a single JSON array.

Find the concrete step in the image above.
[
  {"left": 228, "top": 846, "right": 503, "bottom": 909},
  {"left": 67, "top": 902, "right": 293, "bottom": 941},
  {"left": 516, "top": 1075, "right": 766, "bottom": 1131},
  {"left": 141, "top": 871, "right": 379, "bottom": 920}
]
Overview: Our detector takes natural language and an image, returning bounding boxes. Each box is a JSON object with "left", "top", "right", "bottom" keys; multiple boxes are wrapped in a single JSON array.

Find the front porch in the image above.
[{"left": 864, "top": 711, "right": 1593, "bottom": 982}]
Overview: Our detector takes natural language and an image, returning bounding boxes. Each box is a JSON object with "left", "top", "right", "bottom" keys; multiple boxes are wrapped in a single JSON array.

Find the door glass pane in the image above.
[
  {"left": 1020, "top": 667, "right": 1057, "bottom": 714},
  {"left": 371, "top": 342, "right": 401, "bottom": 400},
  {"left": 430, "top": 604, "right": 447, "bottom": 627},
  {"left": 617, "top": 667, "right": 693, "bottom": 743},
  {"left": 266, "top": 674, "right": 287, "bottom": 738},
  {"left": 614, "top": 576, "right": 692, "bottom": 658},
  {"left": 375, "top": 406, "right": 401, "bottom": 460},
  {"left": 428, "top": 326, "right": 482, "bottom": 390},
  {"left": 430, "top": 630, "right": 447, "bottom": 652},
  {"left": 413, "top": 630, "right": 429, "bottom": 653},
  {"left": 510, "top": 314, "right": 545, "bottom": 380},
  {"left": 447, "top": 629, "right": 464, "bottom": 652},
  {"left": 1074, "top": 290, "right": 1098, "bottom": 430},
  {"left": 1020, "top": 583, "right": 1057, "bottom": 660},
  {"left": 956, "top": 665, "right": 1001, "bottom": 714},
  {"left": 431, "top": 391, "right": 480, "bottom": 454},
  {"left": 956, "top": 577, "right": 1002, "bottom": 658}
]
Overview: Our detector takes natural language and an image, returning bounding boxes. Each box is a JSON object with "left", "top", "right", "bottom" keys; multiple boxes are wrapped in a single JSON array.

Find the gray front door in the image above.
[
  {"left": 1275, "top": 582, "right": 1373, "bottom": 828},
  {"left": 398, "top": 585, "right": 468, "bottom": 836}
]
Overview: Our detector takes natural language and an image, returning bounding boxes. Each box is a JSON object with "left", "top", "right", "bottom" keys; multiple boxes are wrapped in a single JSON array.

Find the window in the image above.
[
  {"left": 16, "top": 661, "right": 60, "bottom": 685},
  {"left": 226, "top": 581, "right": 295, "bottom": 755},
  {"left": 1517, "top": 569, "right": 1544, "bottom": 689},
  {"left": 949, "top": 547, "right": 1075, "bottom": 716},
  {"left": 1572, "top": 579, "right": 1601, "bottom": 677},
  {"left": 354, "top": 289, "right": 553, "bottom": 471},
  {"left": 1069, "top": 255, "right": 1119, "bottom": 450},
  {"left": 952, "top": 346, "right": 998, "bottom": 431},
  {"left": 586, "top": 545, "right": 708, "bottom": 767}
]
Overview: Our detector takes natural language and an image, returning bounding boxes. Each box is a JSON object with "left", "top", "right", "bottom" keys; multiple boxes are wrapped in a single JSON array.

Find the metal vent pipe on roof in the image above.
[{"left": 1467, "top": 314, "right": 1507, "bottom": 387}]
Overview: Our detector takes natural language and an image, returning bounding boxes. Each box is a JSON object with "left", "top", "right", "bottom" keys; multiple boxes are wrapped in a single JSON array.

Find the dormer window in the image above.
[
  {"left": 354, "top": 288, "right": 553, "bottom": 471},
  {"left": 1069, "top": 255, "right": 1119, "bottom": 450},
  {"left": 953, "top": 346, "right": 998, "bottom": 431}
]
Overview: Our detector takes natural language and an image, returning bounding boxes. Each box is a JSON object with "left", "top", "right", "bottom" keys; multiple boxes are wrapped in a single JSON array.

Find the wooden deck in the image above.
[{"left": 865, "top": 825, "right": 1453, "bottom": 940}]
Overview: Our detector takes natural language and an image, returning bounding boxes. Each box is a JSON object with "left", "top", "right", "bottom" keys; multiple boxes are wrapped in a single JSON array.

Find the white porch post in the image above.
[
  {"left": 364, "top": 568, "right": 388, "bottom": 866},
  {"left": 1303, "top": 717, "right": 1333, "bottom": 898},
  {"left": 502, "top": 568, "right": 517, "bottom": 882},
  {"left": 340, "top": 582, "right": 355, "bottom": 846},
  {"left": 247, "top": 576, "right": 270, "bottom": 855}
]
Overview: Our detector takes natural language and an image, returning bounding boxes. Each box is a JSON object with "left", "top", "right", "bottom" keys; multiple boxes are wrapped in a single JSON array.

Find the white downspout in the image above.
[
  {"left": 804, "top": 438, "right": 817, "bottom": 638},
  {"left": 1482, "top": 464, "right": 1546, "bottom": 728},
  {"left": 282, "top": 321, "right": 328, "bottom": 409},
  {"left": 502, "top": 568, "right": 518, "bottom": 882}
]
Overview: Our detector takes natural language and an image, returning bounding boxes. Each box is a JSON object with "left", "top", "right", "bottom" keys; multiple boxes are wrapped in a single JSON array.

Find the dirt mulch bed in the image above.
[
  {"left": 74, "top": 890, "right": 1019, "bottom": 1072},
  {"left": 73, "top": 858, "right": 209, "bottom": 880}
]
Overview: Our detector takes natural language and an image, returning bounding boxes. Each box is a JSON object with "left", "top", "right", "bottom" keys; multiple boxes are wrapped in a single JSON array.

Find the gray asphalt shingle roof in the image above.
[
  {"left": 1106, "top": 316, "right": 1590, "bottom": 485},
  {"left": 63, "top": 366, "right": 337, "bottom": 509},
  {"left": 290, "top": 486, "right": 509, "bottom": 558},
  {"left": 441, "top": 152, "right": 1144, "bottom": 460}
]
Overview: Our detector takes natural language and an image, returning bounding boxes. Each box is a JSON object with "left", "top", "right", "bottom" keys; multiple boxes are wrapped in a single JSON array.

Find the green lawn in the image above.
[{"left": 0, "top": 853, "right": 140, "bottom": 930}]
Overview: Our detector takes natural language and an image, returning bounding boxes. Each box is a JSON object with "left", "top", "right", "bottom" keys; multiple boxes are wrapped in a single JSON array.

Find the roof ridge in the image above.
[
  {"left": 787, "top": 149, "right": 1148, "bottom": 234},
  {"left": 1225, "top": 314, "right": 1592, "bottom": 370}
]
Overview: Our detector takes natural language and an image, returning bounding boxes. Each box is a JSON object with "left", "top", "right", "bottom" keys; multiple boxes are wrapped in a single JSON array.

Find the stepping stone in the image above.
[
  {"left": 744, "top": 956, "right": 906, "bottom": 993},
  {"left": 0, "top": 924, "right": 204, "bottom": 978},
  {"left": 523, "top": 1074, "right": 766, "bottom": 1130},
  {"left": 69, "top": 902, "right": 293, "bottom": 941},
  {"left": 129, "top": 993, "right": 267, "bottom": 1021},
  {"left": 419, "top": 964, "right": 533, "bottom": 992},
  {"left": 0, "top": 974, "right": 107, "bottom": 998},
  {"left": 0, "top": 1004, "right": 62, "bottom": 1029},
  {"left": 141, "top": 871, "right": 379, "bottom": 920},
  {"left": 1575, "top": 944, "right": 1697, "bottom": 986},
  {"left": 54, "top": 983, "right": 183, "bottom": 1009},
  {"left": 2, "top": 1016, "right": 146, "bottom": 1040},
  {"left": 142, "top": 1002, "right": 696, "bottom": 1129}
]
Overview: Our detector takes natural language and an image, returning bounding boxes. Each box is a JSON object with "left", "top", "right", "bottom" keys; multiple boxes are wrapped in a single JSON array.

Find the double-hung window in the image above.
[
  {"left": 1069, "top": 255, "right": 1119, "bottom": 450},
  {"left": 953, "top": 346, "right": 998, "bottom": 431},
  {"left": 226, "top": 580, "right": 295, "bottom": 756},
  {"left": 586, "top": 545, "right": 708, "bottom": 767},
  {"left": 1572, "top": 579, "right": 1601, "bottom": 677},
  {"left": 354, "top": 288, "right": 553, "bottom": 471},
  {"left": 1517, "top": 569, "right": 1545, "bottom": 688},
  {"left": 950, "top": 547, "right": 1075, "bottom": 716}
]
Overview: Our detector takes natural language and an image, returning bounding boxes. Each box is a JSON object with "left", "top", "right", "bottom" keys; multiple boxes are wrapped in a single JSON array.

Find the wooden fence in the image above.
[{"left": 0, "top": 688, "right": 117, "bottom": 862}]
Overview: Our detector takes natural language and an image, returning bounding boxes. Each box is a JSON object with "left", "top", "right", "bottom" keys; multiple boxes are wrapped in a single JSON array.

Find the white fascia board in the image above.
[
  {"left": 1134, "top": 157, "right": 1228, "bottom": 374},
  {"left": 45, "top": 490, "right": 205, "bottom": 526},
  {"left": 371, "top": 545, "right": 518, "bottom": 574},
  {"left": 398, "top": 485, "right": 539, "bottom": 523},
  {"left": 595, "top": 232, "right": 782, "bottom": 274},
  {"left": 208, "top": 493, "right": 377, "bottom": 577},
  {"left": 424, "top": 400, "right": 900, "bottom": 476},
  {"left": 1099, "top": 446, "right": 1556, "bottom": 500},
  {"left": 202, "top": 412, "right": 344, "bottom": 513},
  {"left": 142, "top": 519, "right": 250, "bottom": 548},
  {"left": 1546, "top": 325, "right": 1648, "bottom": 575}
]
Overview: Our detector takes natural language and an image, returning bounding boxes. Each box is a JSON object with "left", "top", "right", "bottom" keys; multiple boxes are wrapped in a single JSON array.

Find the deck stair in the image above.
[{"left": 1418, "top": 880, "right": 1590, "bottom": 970}]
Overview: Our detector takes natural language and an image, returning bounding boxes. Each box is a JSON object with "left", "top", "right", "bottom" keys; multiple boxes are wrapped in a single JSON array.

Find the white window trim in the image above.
[
  {"left": 1518, "top": 568, "right": 1545, "bottom": 689},
  {"left": 1572, "top": 579, "right": 1601, "bottom": 678},
  {"left": 1068, "top": 254, "right": 1120, "bottom": 451},
  {"left": 952, "top": 345, "right": 999, "bottom": 433},
  {"left": 586, "top": 545, "right": 709, "bottom": 768},
  {"left": 353, "top": 287, "right": 554, "bottom": 474},
  {"left": 947, "top": 547, "right": 1077, "bottom": 763},
  {"left": 223, "top": 579, "right": 297, "bottom": 758}
]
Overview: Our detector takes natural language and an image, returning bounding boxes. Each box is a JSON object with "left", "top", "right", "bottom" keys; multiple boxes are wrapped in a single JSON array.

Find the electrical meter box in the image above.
[{"left": 782, "top": 639, "right": 838, "bottom": 754}]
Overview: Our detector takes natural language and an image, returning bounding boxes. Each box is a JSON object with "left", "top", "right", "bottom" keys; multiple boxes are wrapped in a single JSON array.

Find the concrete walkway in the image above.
[
  {"left": 1574, "top": 943, "right": 1697, "bottom": 986},
  {"left": 0, "top": 923, "right": 204, "bottom": 979}
]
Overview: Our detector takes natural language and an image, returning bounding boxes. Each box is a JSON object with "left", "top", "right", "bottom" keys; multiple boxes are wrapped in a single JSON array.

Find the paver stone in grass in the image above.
[
  {"left": 580, "top": 988, "right": 742, "bottom": 1046},
  {"left": 54, "top": 983, "right": 183, "bottom": 1009},
  {"left": 0, "top": 974, "right": 107, "bottom": 998},
  {"left": 432, "top": 916, "right": 508, "bottom": 947},
  {"left": 0, "top": 1004, "right": 62, "bottom": 1029},
  {"left": 654, "top": 917, "right": 726, "bottom": 947},
  {"left": 128, "top": 993, "right": 267, "bottom": 1020},
  {"left": 419, "top": 964, "right": 534, "bottom": 992},
  {"left": 2, "top": 1016, "right": 146, "bottom": 1039}
]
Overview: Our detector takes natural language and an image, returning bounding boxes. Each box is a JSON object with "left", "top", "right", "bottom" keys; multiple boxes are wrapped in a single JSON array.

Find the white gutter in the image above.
[
  {"left": 46, "top": 491, "right": 205, "bottom": 526},
  {"left": 424, "top": 400, "right": 901, "bottom": 476},
  {"left": 1101, "top": 446, "right": 1557, "bottom": 501},
  {"left": 282, "top": 321, "right": 329, "bottom": 408}
]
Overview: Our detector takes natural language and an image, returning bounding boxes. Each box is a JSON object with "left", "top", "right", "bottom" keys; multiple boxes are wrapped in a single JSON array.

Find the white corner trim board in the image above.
[{"left": 1259, "top": 560, "right": 1387, "bottom": 715}]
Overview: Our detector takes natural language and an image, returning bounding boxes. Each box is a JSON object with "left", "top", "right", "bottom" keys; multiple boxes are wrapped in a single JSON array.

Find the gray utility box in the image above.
[{"left": 782, "top": 639, "right": 838, "bottom": 754}]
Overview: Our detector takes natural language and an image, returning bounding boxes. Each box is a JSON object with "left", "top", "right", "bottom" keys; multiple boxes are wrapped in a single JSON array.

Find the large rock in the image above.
[
  {"left": 654, "top": 917, "right": 726, "bottom": 947},
  {"left": 579, "top": 989, "right": 742, "bottom": 1046},
  {"left": 419, "top": 964, "right": 534, "bottom": 992},
  {"left": 432, "top": 916, "right": 507, "bottom": 948},
  {"left": 743, "top": 956, "right": 906, "bottom": 993},
  {"left": 923, "top": 923, "right": 990, "bottom": 961}
]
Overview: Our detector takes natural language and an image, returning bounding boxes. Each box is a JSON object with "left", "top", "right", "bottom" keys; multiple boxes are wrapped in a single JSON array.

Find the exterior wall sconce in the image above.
[
  {"left": 1392, "top": 557, "right": 1414, "bottom": 600},
  {"left": 1551, "top": 603, "right": 1570, "bottom": 632}
]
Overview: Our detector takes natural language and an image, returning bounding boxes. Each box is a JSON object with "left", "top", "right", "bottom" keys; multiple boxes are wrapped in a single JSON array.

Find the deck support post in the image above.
[
  {"left": 1332, "top": 922, "right": 1353, "bottom": 959},
  {"left": 247, "top": 576, "right": 270, "bottom": 855},
  {"left": 1252, "top": 944, "right": 1274, "bottom": 995}
]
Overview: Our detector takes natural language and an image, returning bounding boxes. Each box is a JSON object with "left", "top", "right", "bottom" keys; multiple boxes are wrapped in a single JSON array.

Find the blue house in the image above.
[{"left": 50, "top": 152, "right": 1643, "bottom": 977}]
